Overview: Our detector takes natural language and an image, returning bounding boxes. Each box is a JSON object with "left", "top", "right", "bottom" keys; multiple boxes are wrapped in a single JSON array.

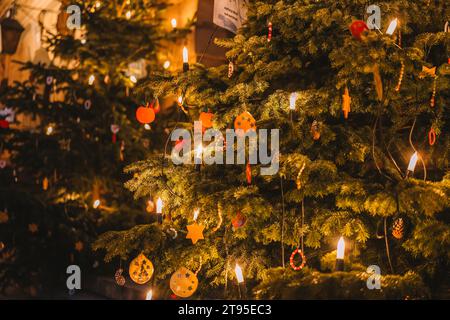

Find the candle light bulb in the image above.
[
  {"left": 407, "top": 152, "right": 419, "bottom": 172},
  {"left": 336, "top": 236, "right": 345, "bottom": 260},
  {"left": 156, "top": 197, "right": 163, "bottom": 214},
  {"left": 386, "top": 18, "right": 398, "bottom": 35},
  {"left": 193, "top": 209, "right": 200, "bottom": 221},
  {"left": 163, "top": 60, "right": 171, "bottom": 69},
  {"left": 235, "top": 264, "right": 244, "bottom": 283},
  {"left": 144, "top": 124, "right": 151, "bottom": 130},
  {"left": 95, "top": 1, "right": 101, "bottom": 9},
  {"left": 171, "top": 18, "right": 177, "bottom": 29},
  {"left": 177, "top": 96, "right": 183, "bottom": 105},
  {"left": 46, "top": 126, "right": 54, "bottom": 135},
  {"left": 88, "top": 75, "right": 95, "bottom": 85},
  {"left": 146, "top": 290, "right": 153, "bottom": 300},
  {"left": 93, "top": 199, "right": 101, "bottom": 209},
  {"left": 130, "top": 75, "right": 137, "bottom": 84},
  {"left": 125, "top": 10, "right": 132, "bottom": 20},
  {"left": 289, "top": 92, "right": 298, "bottom": 110},
  {"left": 196, "top": 145, "right": 203, "bottom": 158},
  {"left": 182, "top": 47, "right": 189, "bottom": 64}
]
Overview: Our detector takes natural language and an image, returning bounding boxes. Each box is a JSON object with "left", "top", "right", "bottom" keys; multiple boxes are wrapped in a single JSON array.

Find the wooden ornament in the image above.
[
  {"left": 234, "top": 111, "right": 256, "bottom": 133},
  {"left": 42, "top": 177, "right": 49, "bottom": 191},
  {"left": 170, "top": 267, "right": 198, "bottom": 298},
  {"left": 0, "top": 210, "right": 8, "bottom": 224},
  {"left": 342, "top": 87, "right": 351, "bottom": 119},
  {"left": 392, "top": 218, "right": 404, "bottom": 239},
  {"left": 232, "top": 212, "right": 247, "bottom": 230},
  {"left": 186, "top": 222, "right": 205, "bottom": 245},
  {"left": 310, "top": 121, "right": 321, "bottom": 140},
  {"left": 228, "top": 61, "right": 234, "bottom": 78},
  {"left": 419, "top": 66, "right": 436, "bottom": 79},
  {"left": 129, "top": 253, "right": 154, "bottom": 284},
  {"left": 199, "top": 110, "right": 214, "bottom": 129},
  {"left": 115, "top": 268, "right": 126, "bottom": 286},
  {"left": 428, "top": 127, "right": 436, "bottom": 146}
]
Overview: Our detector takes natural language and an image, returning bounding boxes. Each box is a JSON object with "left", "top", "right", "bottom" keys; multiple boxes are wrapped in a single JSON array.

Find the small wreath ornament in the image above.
[{"left": 289, "top": 248, "right": 306, "bottom": 271}]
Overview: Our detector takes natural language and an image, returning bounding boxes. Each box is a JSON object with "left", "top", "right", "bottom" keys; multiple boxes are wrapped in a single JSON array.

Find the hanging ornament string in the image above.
[
  {"left": 395, "top": 61, "right": 405, "bottom": 92},
  {"left": 194, "top": 256, "right": 203, "bottom": 276},
  {"left": 211, "top": 204, "right": 223, "bottom": 233},
  {"left": 280, "top": 176, "right": 286, "bottom": 268},
  {"left": 428, "top": 127, "right": 436, "bottom": 146}
]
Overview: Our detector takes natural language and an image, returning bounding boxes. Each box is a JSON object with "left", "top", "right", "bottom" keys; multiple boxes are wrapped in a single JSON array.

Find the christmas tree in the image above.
[
  {"left": 0, "top": 0, "right": 187, "bottom": 296},
  {"left": 93, "top": 0, "right": 449, "bottom": 299}
]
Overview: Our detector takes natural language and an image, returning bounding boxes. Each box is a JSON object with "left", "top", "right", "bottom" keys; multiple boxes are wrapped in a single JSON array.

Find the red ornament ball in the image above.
[
  {"left": 136, "top": 105, "right": 155, "bottom": 124},
  {"left": 349, "top": 20, "right": 369, "bottom": 40},
  {"left": 0, "top": 120, "right": 9, "bottom": 129}
]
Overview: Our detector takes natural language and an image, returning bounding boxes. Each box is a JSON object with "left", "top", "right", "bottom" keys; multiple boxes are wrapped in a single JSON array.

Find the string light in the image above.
[
  {"left": 234, "top": 264, "right": 244, "bottom": 283},
  {"left": 163, "top": 60, "right": 171, "bottom": 69},
  {"left": 93, "top": 199, "right": 101, "bottom": 209},
  {"left": 130, "top": 75, "right": 137, "bottom": 84},
  {"left": 386, "top": 18, "right": 398, "bottom": 35},
  {"left": 46, "top": 125, "right": 54, "bottom": 135},
  {"left": 95, "top": 1, "right": 101, "bottom": 9},
  {"left": 146, "top": 289, "right": 153, "bottom": 300},
  {"left": 182, "top": 47, "right": 189, "bottom": 72},
  {"left": 193, "top": 209, "right": 200, "bottom": 221},
  {"left": 335, "top": 236, "right": 345, "bottom": 271},
  {"left": 171, "top": 18, "right": 177, "bottom": 29},
  {"left": 81, "top": 39, "right": 87, "bottom": 45},
  {"left": 289, "top": 92, "right": 298, "bottom": 110},
  {"left": 88, "top": 75, "right": 95, "bottom": 85},
  {"left": 144, "top": 124, "right": 151, "bottom": 130},
  {"left": 156, "top": 197, "right": 163, "bottom": 214},
  {"left": 125, "top": 10, "right": 132, "bottom": 20},
  {"left": 407, "top": 152, "right": 419, "bottom": 173}
]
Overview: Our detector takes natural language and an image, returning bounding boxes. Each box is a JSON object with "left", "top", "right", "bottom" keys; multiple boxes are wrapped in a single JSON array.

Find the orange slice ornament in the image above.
[{"left": 170, "top": 267, "right": 199, "bottom": 298}]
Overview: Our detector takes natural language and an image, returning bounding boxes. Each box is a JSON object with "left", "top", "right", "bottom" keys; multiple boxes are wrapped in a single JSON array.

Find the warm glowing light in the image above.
[
  {"left": 182, "top": 47, "right": 188, "bottom": 64},
  {"left": 81, "top": 39, "right": 87, "bottom": 45},
  {"left": 163, "top": 60, "right": 171, "bottom": 69},
  {"left": 386, "top": 18, "right": 398, "bottom": 35},
  {"left": 144, "top": 124, "right": 151, "bottom": 130},
  {"left": 130, "top": 75, "right": 137, "bottom": 84},
  {"left": 235, "top": 264, "right": 244, "bottom": 283},
  {"left": 336, "top": 236, "right": 345, "bottom": 260},
  {"left": 195, "top": 145, "right": 203, "bottom": 158},
  {"left": 171, "top": 18, "right": 177, "bottom": 29},
  {"left": 146, "top": 290, "right": 153, "bottom": 300},
  {"left": 125, "top": 10, "right": 132, "bottom": 20},
  {"left": 95, "top": 1, "right": 101, "bottom": 8},
  {"left": 177, "top": 96, "right": 183, "bottom": 105},
  {"left": 46, "top": 126, "right": 54, "bottom": 135},
  {"left": 193, "top": 209, "right": 200, "bottom": 221},
  {"left": 408, "top": 152, "right": 419, "bottom": 172},
  {"left": 88, "top": 75, "right": 95, "bottom": 85},
  {"left": 93, "top": 199, "right": 101, "bottom": 209},
  {"left": 289, "top": 92, "right": 298, "bottom": 110},
  {"left": 156, "top": 197, "right": 163, "bottom": 214}
]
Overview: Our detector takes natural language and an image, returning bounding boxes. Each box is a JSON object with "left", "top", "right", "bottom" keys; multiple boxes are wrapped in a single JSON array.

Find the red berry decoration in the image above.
[
  {"left": 0, "top": 120, "right": 9, "bottom": 129},
  {"left": 349, "top": 20, "right": 369, "bottom": 40},
  {"left": 136, "top": 104, "right": 156, "bottom": 124}
]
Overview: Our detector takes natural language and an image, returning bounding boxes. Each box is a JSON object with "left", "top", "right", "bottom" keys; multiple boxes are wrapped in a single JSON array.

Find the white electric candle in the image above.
[
  {"left": 336, "top": 236, "right": 345, "bottom": 260},
  {"left": 408, "top": 152, "right": 418, "bottom": 172},
  {"left": 183, "top": 47, "right": 189, "bottom": 64},
  {"left": 156, "top": 197, "right": 163, "bottom": 214},
  {"left": 235, "top": 264, "right": 244, "bottom": 283},
  {"left": 386, "top": 18, "right": 398, "bottom": 35}
]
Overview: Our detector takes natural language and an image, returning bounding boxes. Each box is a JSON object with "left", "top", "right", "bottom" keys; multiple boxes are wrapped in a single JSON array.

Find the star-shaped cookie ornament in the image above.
[{"left": 186, "top": 222, "right": 205, "bottom": 244}]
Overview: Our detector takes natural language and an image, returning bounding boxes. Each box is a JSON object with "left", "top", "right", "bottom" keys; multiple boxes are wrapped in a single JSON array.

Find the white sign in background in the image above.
[{"left": 213, "top": 0, "right": 248, "bottom": 34}]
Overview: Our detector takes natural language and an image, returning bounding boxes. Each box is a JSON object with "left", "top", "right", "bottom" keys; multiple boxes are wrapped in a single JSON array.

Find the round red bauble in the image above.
[
  {"left": 136, "top": 105, "right": 155, "bottom": 124},
  {"left": 349, "top": 20, "right": 369, "bottom": 40},
  {"left": 0, "top": 120, "right": 9, "bottom": 129}
]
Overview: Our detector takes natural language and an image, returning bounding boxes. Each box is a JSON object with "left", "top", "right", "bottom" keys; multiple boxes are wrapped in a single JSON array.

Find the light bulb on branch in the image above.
[
  {"left": 171, "top": 18, "right": 177, "bottom": 29},
  {"left": 406, "top": 151, "right": 419, "bottom": 178},
  {"left": 146, "top": 289, "right": 153, "bottom": 300},
  {"left": 335, "top": 236, "right": 345, "bottom": 271},
  {"left": 386, "top": 18, "right": 398, "bottom": 35},
  {"left": 88, "top": 75, "right": 95, "bottom": 85},
  {"left": 182, "top": 46, "right": 189, "bottom": 72},
  {"left": 235, "top": 264, "right": 244, "bottom": 283},
  {"left": 156, "top": 197, "right": 163, "bottom": 224},
  {"left": 193, "top": 209, "right": 200, "bottom": 221},
  {"left": 289, "top": 92, "right": 298, "bottom": 110},
  {"left": 93, "top": 199, "right": 101, "bottom": 209},
  {"left": 163, "top": 60, "right": 170, "bottom": 69},
  {"left": 194, "top": 144, "right": 203, "bottom": 172}
]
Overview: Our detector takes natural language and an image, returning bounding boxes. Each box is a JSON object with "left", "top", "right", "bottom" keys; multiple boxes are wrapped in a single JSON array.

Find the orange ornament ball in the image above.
[
  {"left": 136, "top": 105, "right": 155, "bottom": 124},
  {"left": 234, "top": 111, "right": 256, "bottom": 133},
  {"left": 199, "top": 111, "right": 214, "bottom": 129}
]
